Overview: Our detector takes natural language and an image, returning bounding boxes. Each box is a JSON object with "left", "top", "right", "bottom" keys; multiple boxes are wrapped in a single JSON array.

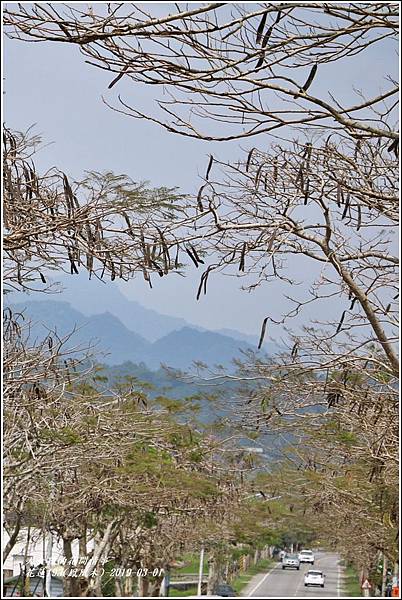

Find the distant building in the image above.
[
  {"left": 3, "top": 574, "right": 64, "bottom": 597},
  {"left": 2, "top": 527, "right": 95, "bottom": 594},
  {"left": 3, "top": 528, "right": 66, "bottom": 578}
]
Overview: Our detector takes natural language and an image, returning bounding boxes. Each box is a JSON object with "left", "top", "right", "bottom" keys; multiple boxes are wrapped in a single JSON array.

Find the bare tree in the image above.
[{"left": 4, "top": 3, "right": 398, "bottom": 142}]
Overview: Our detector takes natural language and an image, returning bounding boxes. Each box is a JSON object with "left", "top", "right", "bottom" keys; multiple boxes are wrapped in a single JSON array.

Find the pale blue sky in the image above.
[{"left": 4, "top": 5, "right": 397, "bottom": 337}]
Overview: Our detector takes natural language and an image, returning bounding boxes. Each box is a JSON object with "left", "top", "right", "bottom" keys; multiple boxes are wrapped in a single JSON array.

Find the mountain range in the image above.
[
  {"left": 6, "top": 276, "right": 281, "bottom": 370},
  {"left": 9, "top": 274, "right": 262, "bottom": 345},
  {"left": 8, "top": 299, "right": 265, "bottom": 370}
]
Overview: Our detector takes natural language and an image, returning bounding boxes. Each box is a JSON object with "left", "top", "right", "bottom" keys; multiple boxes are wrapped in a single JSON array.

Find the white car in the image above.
[
  {"left": 298, "top": 549, "right": 315, "bottom": 564},
  {"left": 304, "top": 569, "right": 325, "bottom": 588}
]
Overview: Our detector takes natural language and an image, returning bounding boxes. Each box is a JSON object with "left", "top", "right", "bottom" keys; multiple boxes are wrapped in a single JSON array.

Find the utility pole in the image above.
[
  {"left": 197, "top": 547, "right": 205, "bottom": 596},
  {"left": 44, "top": 531, "right": 53, "bottom": 597},
  {"left": 381, "top": 553, "right": 388, "bottom": 597},
  {"left": 160, "top": 566, "right": 170, "bottom": 597}
]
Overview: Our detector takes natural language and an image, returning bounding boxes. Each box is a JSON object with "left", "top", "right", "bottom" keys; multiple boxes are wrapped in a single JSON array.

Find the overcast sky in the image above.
[{"left": 4, "top": 4, "right": 397, "bottom": 338}]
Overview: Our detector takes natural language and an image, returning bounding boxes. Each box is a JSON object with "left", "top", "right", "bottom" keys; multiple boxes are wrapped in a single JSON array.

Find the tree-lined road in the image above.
[{"left": 245, "top": 553, "right": 343, "bottom": 598}]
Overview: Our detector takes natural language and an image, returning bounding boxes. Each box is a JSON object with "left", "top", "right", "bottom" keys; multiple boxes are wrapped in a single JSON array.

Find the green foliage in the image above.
[
  {"left": 141, "top": 511, "right": 158, "bottom": 529},
  {"left": 343, "top": 565, "right": 363, "bottom": 597},
  {"left": 39, "top": 426, "right": 82, "bottom": 445},
  {"left": 101, "top": 560, "right": 117, "bottom": 597}
]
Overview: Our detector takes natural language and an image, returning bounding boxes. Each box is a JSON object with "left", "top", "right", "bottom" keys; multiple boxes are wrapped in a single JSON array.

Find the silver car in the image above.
[{"left": 282, "top": 554, "right": 300, "bottom": 570}]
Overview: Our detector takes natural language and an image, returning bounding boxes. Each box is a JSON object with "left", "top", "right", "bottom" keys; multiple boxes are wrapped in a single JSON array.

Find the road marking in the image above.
[
  {"left": 337, "top": 559, "right": 342, "bottom": 597},
  {"left": 293, "top": 563, "right": 308, "bottom": 597},
  {"left": 247, "top": 563, "right": 278, "bottom": 597}
]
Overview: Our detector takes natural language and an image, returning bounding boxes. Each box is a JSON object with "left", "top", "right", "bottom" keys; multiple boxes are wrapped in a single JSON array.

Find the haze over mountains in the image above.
[
  {"left": 9, "top": 299, "right": 262, "bottom": 370},
  {"left": 7, "top": 276, "right": 280, "bottom": 370}
]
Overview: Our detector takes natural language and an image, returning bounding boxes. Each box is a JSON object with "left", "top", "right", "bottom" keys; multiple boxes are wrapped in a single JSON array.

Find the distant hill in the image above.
[
  {"left": 8, "top": 300, "right": 259, "bottom": 370},
  {"left": 9, "top": 300, "right": 151, "bottom": 365},
  {"left": 5, "top": 274, "right": 273, "bottom": 349},
  {"left": 149, "top": 326, "right": 253, "bottom": 370}
]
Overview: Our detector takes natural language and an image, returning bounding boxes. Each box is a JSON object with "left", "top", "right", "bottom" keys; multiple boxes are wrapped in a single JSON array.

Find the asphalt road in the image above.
[{"left": 245, "top": 552, "right": 343, "bottom": 598}]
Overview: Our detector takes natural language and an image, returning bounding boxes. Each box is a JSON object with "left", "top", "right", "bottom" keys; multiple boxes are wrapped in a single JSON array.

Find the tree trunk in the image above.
[
  {"left": 207, "top": 552, "right": 223, "bottom": 595},
  {"left": 63, "top": 538, "right": 80, "bottom": 597},
  {"left": 123, "top": 573, "right": 134, "bottom": 597},
  {"left": 138, "top": 574, "right": 149, "bottom": 597},
  {"left": 3, "top": 516, "right": 22, "bottom": 562},
  {"left": 115, "top": 578, "right": 123, "bottom": 597},
  {"left": 148, "top": 574, "right": 164, "bottom": 597},
  {"left": 84, "top": 524, "right": 117, "bottom": 597}
]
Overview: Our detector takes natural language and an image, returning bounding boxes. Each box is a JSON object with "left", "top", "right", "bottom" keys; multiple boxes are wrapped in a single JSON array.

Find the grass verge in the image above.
[
  {"left": 169, "top": 585, "right": 198, "bottom": 597},
  {"left": 343, "top": 565, "right": 363, "bottom": 597}
]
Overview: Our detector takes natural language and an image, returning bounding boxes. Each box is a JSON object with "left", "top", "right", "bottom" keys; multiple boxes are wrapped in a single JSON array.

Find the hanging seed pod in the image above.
[
  {"left": 388, "top": 139, "right": 399, "bottom": 159},
  {"left": 303, "top": 178, "right": 310, "bottom": 205},
  {"left": 255, "top": 52, "right": 265, "bottom": 69},
  {"left": 255, "top": 164, "right": 264, "bottom": 189},
  {"left": 122, "top": 212, "right": 135, "bottom": 238},
  {"left": 349, "top": 297, "right": 357, "bottom": 310},
  {"left": 354, "top": 139, "right": 361, "bottom": 160},
  {"left": 336, "top": 183, "right": 342, "bottom": 208},
  {"left": 303, "top": 142, "right": 312, "bottom": 172},
  {"left": 140, "top": 231, "right": 148, "bottom": 266},
  {"left": 63, "top": 174, "right": 74, "bottom": 218},
  {"left": 205, "top": 155, "right": 214, "bottom": 180},
  {"left": 256, "top": 11, "right": 268, "bottom": 44},
  {"left": 258, "top": 317, "right": 269, "bottom": 349},
  {"left": 196, "top": 274, "right": 205, "bottom": 301},
  {"left": 273, "top": 157, "right": 278, "bottom": 182},
  {"left": 266, "top": 230, "right": 276, "bottom": 253},
  {"left": 295, "top": 166, "right": 304, "bottom": 191},
  {"left": 245, "top": 148, "right": 255, "bottom": 172},
  {"left": 174, "top": 245, "right": 180, "bottom": 268},
  {"left": 108, "top": 61, "right": 132, "bottom": 89},
  {"left": 342, "top": 194, "right": 350, "bottom": 219},
  {"left": 203, "top": 267, "right": 211, "bottom": 296},
  {"left": 86, "top": 253, "right": 93, "bottom": 274},
  {"left": 156, "top": 227, "right": 170, "bottom": 270},
  {"left": 197, "top": 185, "right": 205, "bottom": 211},
  {"left": 294, "top": 64, "right": 318, "bottom": 98},
  {"left": 356, "top": 205, "right": 362, "bottom": 231},
  {"left": 261, "top": 24, "right": 273, "bottom": 48},
  {"left": 142, "top": 266, "right": 150, "bottom": 282},
  {"left": 151, "top": 260, "right": 164, "bottom": 277},
  {"left": 185, "top": 246, "right": 199, "bottom": 268},
  {"left": 336, "top": 310, "right": 346, "bottom": 334},
  {"left": 189, "top": 244, "right": 204, "bottom": 264},
  {"left": 239, "top": 242, "right": 247, "bottom": 272},
  {"left": 272, "top": 254, "right": 278, "bottom": 276}
]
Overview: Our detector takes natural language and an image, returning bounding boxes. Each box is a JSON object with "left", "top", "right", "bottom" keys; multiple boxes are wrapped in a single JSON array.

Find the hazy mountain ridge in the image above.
[
  {"left": 5, "top": 274, "right": 263, "bottom": 346},
  {"left": 8, "top": 300, "right": 259, "bottom": 370}
]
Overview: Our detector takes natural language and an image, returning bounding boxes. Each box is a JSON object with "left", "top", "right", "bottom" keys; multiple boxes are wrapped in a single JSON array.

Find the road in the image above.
[{"left": 245, "top": 552, "right": 343, "bottom": 598}]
